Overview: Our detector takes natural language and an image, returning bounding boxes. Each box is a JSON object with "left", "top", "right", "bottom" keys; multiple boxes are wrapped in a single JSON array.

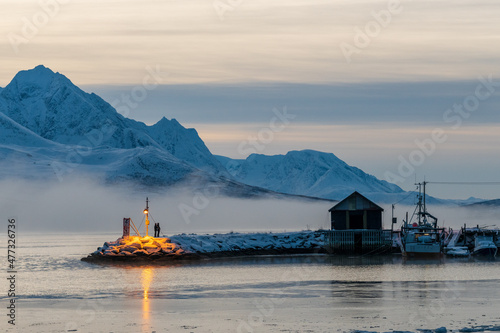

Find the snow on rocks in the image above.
[
  {"left": 169, "top": 230, "right": 325, "bottom": 255},
  {"left": 82, "top": 230, "right": 326, "bottom": 262}
]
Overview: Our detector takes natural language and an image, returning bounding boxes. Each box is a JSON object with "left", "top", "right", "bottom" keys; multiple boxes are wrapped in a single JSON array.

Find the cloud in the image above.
[
  {"left": 391, "top": 204, "right": 500, "bottom": 230},
  {"left": 1, "top": 0, "right": 500, "bottom": 85},
  {"left": 86, "top": 81, "right": 500, "bottom": 126}
]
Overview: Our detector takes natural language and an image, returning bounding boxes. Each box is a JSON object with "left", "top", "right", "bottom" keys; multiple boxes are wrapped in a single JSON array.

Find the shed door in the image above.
[{"left": 349, "top": 212, "right": 364, "bottom": 229}]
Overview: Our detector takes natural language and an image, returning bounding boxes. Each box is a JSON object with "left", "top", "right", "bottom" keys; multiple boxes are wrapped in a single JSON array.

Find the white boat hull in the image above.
[
  {"left": 472, "top": 236, "right": 498, "bottom": 257},
  {"left": 405, "top": 243, "right": 442, "bottom": 257},
  {"left": 445, "top": 247, "right": 470, "bottom": 257}
]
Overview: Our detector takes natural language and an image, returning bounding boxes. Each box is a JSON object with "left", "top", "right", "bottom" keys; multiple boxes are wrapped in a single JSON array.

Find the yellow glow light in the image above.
[{"left": 143, "top": 209, "right": 148, "bottom": 214}]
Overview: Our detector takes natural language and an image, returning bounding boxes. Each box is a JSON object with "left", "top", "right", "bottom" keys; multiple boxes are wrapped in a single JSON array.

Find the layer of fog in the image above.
[
  {"left": 0, "top": 179, "right": 333, "bottom": 235},
  {"left": 384, "top": 203, "right": 499, "bottom": 231},
  {"left": 1, "top": 179, "right": 498, "bottom": 236}
]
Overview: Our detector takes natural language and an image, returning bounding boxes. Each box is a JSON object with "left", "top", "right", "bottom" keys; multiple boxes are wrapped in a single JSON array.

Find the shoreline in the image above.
[{"left": 81, "top": 247, "right": 327, "bottom": 264}]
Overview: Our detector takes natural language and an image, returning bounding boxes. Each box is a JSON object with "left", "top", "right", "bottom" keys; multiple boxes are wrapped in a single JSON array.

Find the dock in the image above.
[{"left": 324, "top": 229, "right": 394, "bottom": 255}]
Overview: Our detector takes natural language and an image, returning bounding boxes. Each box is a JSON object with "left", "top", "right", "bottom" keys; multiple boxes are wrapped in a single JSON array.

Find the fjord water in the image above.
[{"left": 3, "top": 233, "right": 500, "bottom": 332}]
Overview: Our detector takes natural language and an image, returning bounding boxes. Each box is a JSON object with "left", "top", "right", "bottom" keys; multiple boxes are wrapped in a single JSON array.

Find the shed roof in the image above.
[{"left": 328, "top": 191, "right": 384, "bottom": 212}]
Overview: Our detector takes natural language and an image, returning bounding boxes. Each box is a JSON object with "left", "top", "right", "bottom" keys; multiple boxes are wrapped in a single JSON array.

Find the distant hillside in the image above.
[
  {"left": 216, "top": 150, "right": 404, "bottom": 201},
  {"left": 465, "top": 199, "right": 500, "bottom": 207}
]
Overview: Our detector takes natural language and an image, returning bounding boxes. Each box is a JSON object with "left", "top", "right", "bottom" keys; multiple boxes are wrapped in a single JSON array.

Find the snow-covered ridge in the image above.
[
  {"left": 0, "top": 65, "right": 235, "bottom": 187},
  {"left": 217, "top": 150, "right": 404, "bottom": 201},
  {"left": 0, "top": 65, "right": 228, "bottom": 178}
]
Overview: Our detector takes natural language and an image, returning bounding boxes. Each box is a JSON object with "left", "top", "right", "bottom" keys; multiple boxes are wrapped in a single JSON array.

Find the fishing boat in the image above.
[
  {"left": 453, "top": 226, "right": 499, "bottom": 257},
  {"left": 401, "top": 182, "right": 445, "bottom": 257},
  {"left": 472, "top": 234, "right": 498, "bottom": 257}
]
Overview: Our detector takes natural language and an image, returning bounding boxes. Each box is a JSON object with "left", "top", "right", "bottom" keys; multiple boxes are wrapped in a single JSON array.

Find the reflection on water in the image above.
[
  {"left": 142, "top": 297, "right": 150, "bottom": 328},
  {"left": 141, "top": 267, "right": 153, "bottom": 330},
  {"left": 142, "top": 268, "right": 153, "bottom": 300}
]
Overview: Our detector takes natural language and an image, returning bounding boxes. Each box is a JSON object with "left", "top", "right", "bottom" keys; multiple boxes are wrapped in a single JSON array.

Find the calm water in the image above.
[{"left": 2, "top": 233, "right": 500, "bottom": 332}]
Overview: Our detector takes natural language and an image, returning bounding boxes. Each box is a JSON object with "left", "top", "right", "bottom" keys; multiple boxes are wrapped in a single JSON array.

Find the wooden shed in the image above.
[{"left": 328, "top": 191, "right": 384, "bottom": 230}]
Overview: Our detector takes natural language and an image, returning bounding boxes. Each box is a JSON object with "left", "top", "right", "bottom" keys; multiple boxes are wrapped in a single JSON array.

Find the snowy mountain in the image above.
[
  {"left": 0, "top": 110, "right": 57, "bottom": 147},
  {"left": 0, "top": 66, "right": 240, "bottom": 189},
  {"left": 0, "top": 65, "right": 227, "bottom": 177},
  {"left": 216, "top": 150, "right": 404, "bottom": 201},
  {"left": 146, "top": 117, "right": 225, "bottom": 176},
  {"left": 0, "top": 65, "right": 419, "bottom": 203}
]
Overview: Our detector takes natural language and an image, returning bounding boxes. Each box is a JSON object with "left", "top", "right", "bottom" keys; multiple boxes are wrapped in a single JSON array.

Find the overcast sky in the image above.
[{"left": 2, "top": 0, "right": 500, "bottom": 199}]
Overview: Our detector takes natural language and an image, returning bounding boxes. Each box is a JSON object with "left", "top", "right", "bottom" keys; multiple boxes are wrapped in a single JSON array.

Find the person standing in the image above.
[{"left": 157, "top": 223, "right": 161, "bottom": 237}]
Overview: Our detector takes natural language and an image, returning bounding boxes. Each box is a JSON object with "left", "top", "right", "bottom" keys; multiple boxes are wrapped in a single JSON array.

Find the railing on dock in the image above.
[{"left": 324, "top": 230, "right": 393, "bottom": 254}]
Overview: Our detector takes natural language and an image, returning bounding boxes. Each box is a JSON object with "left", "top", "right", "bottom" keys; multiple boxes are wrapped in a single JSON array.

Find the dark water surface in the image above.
[{"left": 3, "top": 233, "right": 500, "bottom": 332}]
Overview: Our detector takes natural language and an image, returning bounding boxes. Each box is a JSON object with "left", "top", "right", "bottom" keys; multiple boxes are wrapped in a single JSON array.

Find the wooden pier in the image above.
[{"left": 325, "top": 229, "right": 393, "bottom": 254}]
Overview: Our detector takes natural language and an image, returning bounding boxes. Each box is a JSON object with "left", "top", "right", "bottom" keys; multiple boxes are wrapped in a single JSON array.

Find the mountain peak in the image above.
[
  {"left": 3, "top": 65, "right": 72, "bottom": 98},
  {"left": 33, "top": 64, "right": 53, "bottom": 72},
  {"left": 13, "top": 65, "right": 58, "bottom": 82},
  {"left": 154, "top": 117, "right": 182, "bottom": 128}
]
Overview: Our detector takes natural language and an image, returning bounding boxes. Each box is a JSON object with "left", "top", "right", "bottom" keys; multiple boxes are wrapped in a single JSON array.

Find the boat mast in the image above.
[
  {"left": 417, "top": 181, "right": 438, "bottom": 228},
  {"left": 423, "top": 180, "right": 426, "bottom": 216},
  {"left": 417, "top": 183, "right": 422, "bottom": 224}
]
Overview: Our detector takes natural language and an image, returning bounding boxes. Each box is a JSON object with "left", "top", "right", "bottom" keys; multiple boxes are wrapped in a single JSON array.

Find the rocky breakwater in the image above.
[
  {"left": 81, "top": 236, "right": 200, "bottom": 263},
  {"left": 81, "top": 230, "right": 327, "bottom": 263}
]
